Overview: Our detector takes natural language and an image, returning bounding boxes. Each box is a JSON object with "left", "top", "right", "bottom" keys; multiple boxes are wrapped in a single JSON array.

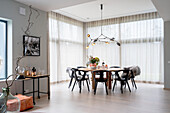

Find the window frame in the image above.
[{"left": 0, "top": 19, "right": 8, "bottom": 80}]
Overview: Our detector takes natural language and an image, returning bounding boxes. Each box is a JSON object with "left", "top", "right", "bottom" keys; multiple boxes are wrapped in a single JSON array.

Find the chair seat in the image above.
[
  {"left": 95, "top": 78, "right": 107, "bottom": 82},
  {"left": 115, "top": 77, "right": 125, "bottom": 81}
]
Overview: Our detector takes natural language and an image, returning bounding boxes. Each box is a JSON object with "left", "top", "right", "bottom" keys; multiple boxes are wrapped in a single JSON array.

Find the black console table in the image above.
[{"left": 21, "top": 75, "right": 50, "bottom": 105}]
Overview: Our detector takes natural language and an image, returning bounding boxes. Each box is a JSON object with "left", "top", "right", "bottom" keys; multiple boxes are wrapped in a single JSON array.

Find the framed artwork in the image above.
[{"left": 23, "top": 35, "right": 40, "bottom": 56}]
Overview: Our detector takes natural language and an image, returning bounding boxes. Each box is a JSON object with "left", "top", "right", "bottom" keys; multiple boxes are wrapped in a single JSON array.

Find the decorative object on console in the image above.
[
  {"left": 31, "top": 67, "right": 36, "bottom": 76},
  {"left": 23, "top": 35, "right": 40, "bottom": 56},
  {"left": 86, "top": 4, "right": 120, "bottom": 49}
]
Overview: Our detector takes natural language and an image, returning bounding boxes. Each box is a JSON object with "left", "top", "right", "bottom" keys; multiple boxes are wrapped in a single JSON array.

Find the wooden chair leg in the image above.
[
  {"left": 105, "top": 82, "right": 108, "bottom": 95},
  {"left": 72, "top": 80, "right": 76, "bottom": 91},
  {"left": 86, "top": 80, "right": 90, "bottom": 92}
]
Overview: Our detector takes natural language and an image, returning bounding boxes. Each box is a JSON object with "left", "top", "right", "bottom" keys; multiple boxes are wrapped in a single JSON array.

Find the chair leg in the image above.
[
  {"left": 86, "top": 80, "right": 90, "bottom": 92},
  {"left": 94, "top": 82, "right": 98, "bottom": 95},
  {"left": 112, "top": 80, "right": 117, "bottom": 92},
  {"left": 131, "top": 78, "right": 134, "bottom": 87},
  {"left": 68, "top": 77, "right": 73, "bottom": 88},
  {"left": 124, "top": 83, "right": 126, "bottom": 89},
  {"left": 133, "top": 79, "right": 137, "bottom": 89},
  {"left": 120, "top": 81, "right": 123, "bottom": 94},
  {"left": 126, "top": 81, "right": 131, "bottom": 92},
  {"left": 79, "top": 81, "right": 82, "bottom": 93},
  {"left": 88, "top": 78, "right": 91, "bottom": 85},
  {"left": 105, "top": 82, "right": 108, "bottom": 95},
  {"left": 71, "top": 80, "right": 76, "bottom": 91}
]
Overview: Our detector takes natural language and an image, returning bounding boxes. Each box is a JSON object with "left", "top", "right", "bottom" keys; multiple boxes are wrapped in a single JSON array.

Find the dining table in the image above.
[{"left": 78, "top": 67, "right": 124, "bottom": 89}]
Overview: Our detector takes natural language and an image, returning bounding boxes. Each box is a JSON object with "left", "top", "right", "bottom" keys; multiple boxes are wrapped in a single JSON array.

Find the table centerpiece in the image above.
[{"left": 87, "top": 56, "right": 100, "bottom": 69}]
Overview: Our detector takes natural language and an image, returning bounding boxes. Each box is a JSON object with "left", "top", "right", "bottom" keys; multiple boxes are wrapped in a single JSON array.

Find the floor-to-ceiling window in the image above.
[
  {"left": 49, "top": 12, "right": 83, "bottom": 82},
  {"left": 121, "top": 13, "right": 164, "bottom": 83},
  {"left": 86, "top": 12, "right": 164, "bottom": 83},
  {"left": 49, "top": 12, "right": 164, "bottom": 83},
  {"left": 0, "top": 20, "right": 7, "bottom": 80}
]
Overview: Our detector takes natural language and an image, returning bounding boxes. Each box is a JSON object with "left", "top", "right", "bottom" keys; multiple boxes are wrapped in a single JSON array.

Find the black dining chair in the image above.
[
  {"left": 110, "top": 66, "right": 121, "bottom": 68},
  {"left": 77, "top": 66, "right": 90, "bottom": 85},
  {"left": 71, "top": 68, "right": 90, "bottom": 93},
  {"left": 129, "top": 66, "right": 141, "bottom": 89},
  {"left": 66, "top": 67, "right": 75, "bottom": 88},
  {"left": 110, "top": 66, "right": 121, "bottom": 85},
  {"left": 112, "top": 69, "right": 131, "bottom": 94},
  {"left": 92, "top": 70, "right": 109, "bottom": 95},
  {"left": 129, "top": 70, "right": 137, "bottom": 89}
]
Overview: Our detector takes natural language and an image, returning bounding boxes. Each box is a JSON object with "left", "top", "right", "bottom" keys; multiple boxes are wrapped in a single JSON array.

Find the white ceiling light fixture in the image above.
[{"left": 86, "top": 4, "right": 121, "bottom": 49}]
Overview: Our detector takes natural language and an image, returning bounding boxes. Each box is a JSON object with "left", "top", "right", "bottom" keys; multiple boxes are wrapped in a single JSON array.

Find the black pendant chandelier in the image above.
[{"left": 86, "top": 4, "right": 121, "bottom": 49}]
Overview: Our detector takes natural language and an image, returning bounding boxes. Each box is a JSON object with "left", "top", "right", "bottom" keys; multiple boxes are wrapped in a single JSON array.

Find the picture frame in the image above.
[{"left": 23, "top": 35, "right": 40, "bottom": 56}]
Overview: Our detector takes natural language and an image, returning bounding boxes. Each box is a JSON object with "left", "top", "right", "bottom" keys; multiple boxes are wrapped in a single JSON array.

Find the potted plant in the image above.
[{"left": 87, "top": 56, "right": 100, "bottom": 69}]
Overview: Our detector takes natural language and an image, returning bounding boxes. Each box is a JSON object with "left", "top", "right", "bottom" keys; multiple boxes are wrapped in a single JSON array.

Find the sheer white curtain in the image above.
[
  {"left": 86, "top": 18, "right": 120, "bottom": 66},
  {"left": 121, "top": 12, "right": 164, "bottom": 83},
  {"left": 49, "top": 12, "right": 83, "bottom": 83},
  {"left": 86, "top": 12, "right": 164, "bottom": 83}
]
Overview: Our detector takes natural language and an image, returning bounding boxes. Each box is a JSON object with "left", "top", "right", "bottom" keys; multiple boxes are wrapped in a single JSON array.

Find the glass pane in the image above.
[{"left": 0, "top": 20, "right": 7, "bottom": 79}]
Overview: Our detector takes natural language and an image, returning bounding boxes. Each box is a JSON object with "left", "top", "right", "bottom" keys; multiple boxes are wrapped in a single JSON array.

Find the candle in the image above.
[{"left": 31, "top": 72, "right": 36, "bottom": 76}]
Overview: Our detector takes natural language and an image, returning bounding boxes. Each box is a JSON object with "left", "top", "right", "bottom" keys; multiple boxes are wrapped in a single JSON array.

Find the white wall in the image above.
[
  {"left": 0, "top": 0, "right": 48, "bottom": 95},
  {"left": 164, "top": 21, "right": 170, "bottom": 89}
]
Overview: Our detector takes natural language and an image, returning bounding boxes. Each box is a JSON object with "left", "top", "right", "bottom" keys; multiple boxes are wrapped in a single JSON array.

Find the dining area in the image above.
[{"left": 66, "top": 56, "right": 140, "bottom": 95}]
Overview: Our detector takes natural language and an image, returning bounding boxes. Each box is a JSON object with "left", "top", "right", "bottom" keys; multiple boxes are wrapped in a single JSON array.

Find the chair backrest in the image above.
[
  {"left": 66, "top": 67, "right": 74, "bottom": 78},
  {"left": 71, "top": 68, "right": 86, "bottom": 81},
  {"left": 110, "top": 66, "right": 120, "bottom": 68},
  {"left": 92, "top": 70, "right": 109, "bottom": 81},
  {"left": 129, "top": 66, "right": 141, "bottom": 77},
  {"left": 77, "top": 66, "right": 87, "bottom": 75},
  {"left": 121, "top": 68, "right": 131, "bottom": 80},
  {"left": 77, "top": 66, "right": 86, "bottom": 68}
]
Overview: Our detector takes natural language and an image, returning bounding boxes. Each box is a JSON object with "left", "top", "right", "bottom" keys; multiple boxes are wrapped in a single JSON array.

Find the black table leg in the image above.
[
  {"left": 33, "top": 79, "right": 35, "bottom": 105},
  {"left": 22, "top": 80, "right": 24, "bottom": 95},
  {"left": 38, "top": 78, "right": 40, "bottom": 99},
  {"left": 48, "top": 76, "right": 50, "bottom": 99}
]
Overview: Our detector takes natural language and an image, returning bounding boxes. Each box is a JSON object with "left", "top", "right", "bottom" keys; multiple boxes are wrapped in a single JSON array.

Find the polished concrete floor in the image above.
[{"left": 27, "top": 82, "right": 170, "bottom": 113}]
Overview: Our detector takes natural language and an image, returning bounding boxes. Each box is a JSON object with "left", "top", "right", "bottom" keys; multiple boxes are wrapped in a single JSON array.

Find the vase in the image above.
[
  {"left": 0, "top": 87, "right": 20, "bottom": 112},
  {"left": 90, "top": 63, "right": 97, "bottom": 69}
]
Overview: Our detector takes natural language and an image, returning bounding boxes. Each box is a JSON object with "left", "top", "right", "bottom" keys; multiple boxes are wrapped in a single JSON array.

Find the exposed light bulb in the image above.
[
  {"left": 87, "top": 34, "right": 90, "bottom": 37},
  {"left": 105, "top": 42, "right": 110, "bottom": 44},
  {"left": 86, "top": 46, "right": 89, "bottom": 49}
]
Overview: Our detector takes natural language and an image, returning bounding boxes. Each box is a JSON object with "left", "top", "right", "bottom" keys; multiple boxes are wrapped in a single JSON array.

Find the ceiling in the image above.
[
  {"left": 152, "top": 0, "right": 170, "bottom": 22},
  {"left": 15, "top": 0, "right": 157, "bottom": 22},
  {"left": 15, "top": 0, "right": 95, "bottom": 11},
  {"left": 54, "top": 0, "right": 156, "bottom": 22}
]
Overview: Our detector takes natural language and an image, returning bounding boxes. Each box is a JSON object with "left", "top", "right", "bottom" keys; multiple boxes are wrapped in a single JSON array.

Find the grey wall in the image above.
[
  {"left": 0, "top": 0, "right": 48, "bottom": 95},
  {"left": 164, "top": 21, "right": 170, "bottom": 89}
]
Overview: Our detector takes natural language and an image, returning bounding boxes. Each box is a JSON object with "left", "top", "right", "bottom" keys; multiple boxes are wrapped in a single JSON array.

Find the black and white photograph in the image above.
[{"left": 23, "top": 35, "right": 40, "bottom": 56}]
